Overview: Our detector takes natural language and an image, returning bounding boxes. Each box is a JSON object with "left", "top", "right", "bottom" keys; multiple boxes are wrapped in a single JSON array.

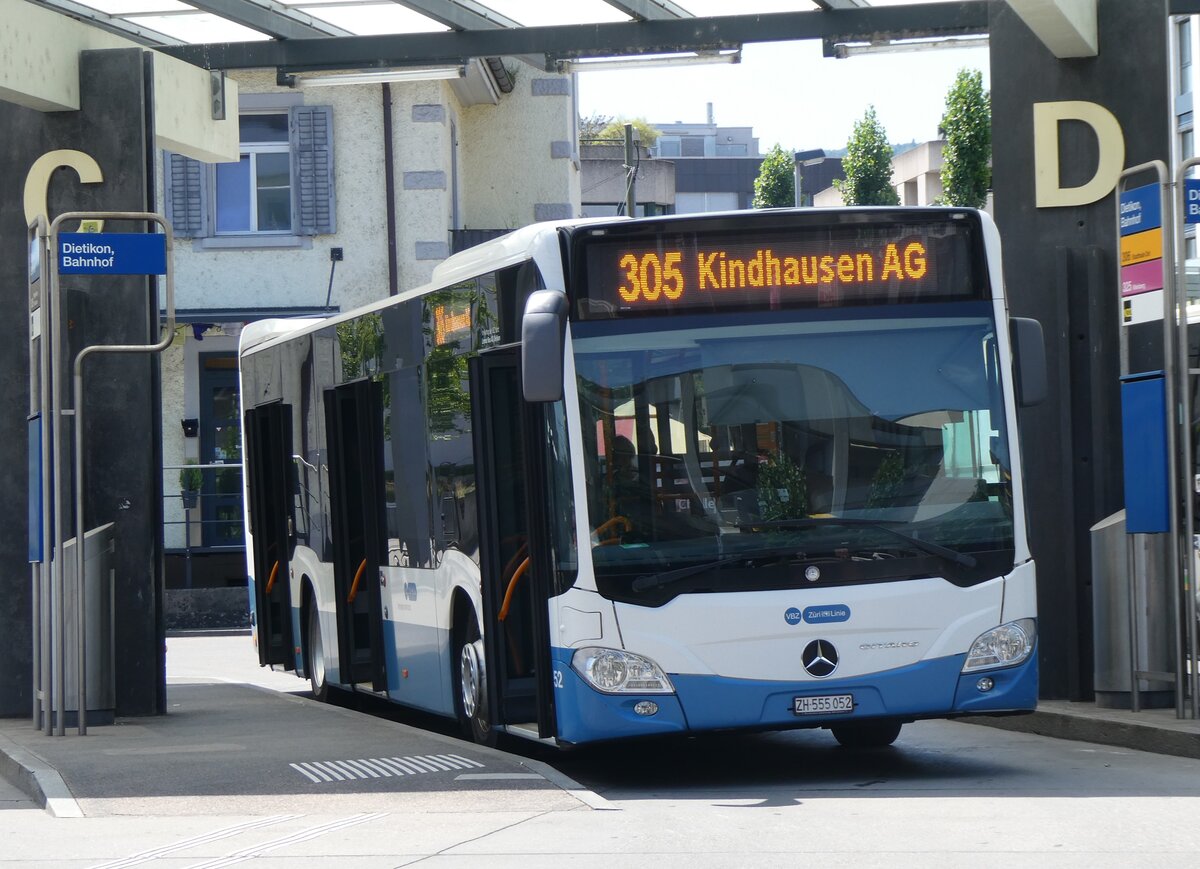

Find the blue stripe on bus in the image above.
[{"left": 551, "top": 646, "right": 1037, "bottom": 744}]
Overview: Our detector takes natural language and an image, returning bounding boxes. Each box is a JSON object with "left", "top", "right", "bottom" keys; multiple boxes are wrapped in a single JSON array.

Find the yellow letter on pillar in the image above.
[
  {"left": 1033, "top": 101, "right": 1125, "bottom": 208},
  {"left": 23, "top": 150, "right": 103, "bottom": 225}
]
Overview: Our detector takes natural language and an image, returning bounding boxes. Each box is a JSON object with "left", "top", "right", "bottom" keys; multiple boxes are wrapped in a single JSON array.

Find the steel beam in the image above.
[
  {"left": 602, "top": 0, "right": 691, "bottom": 20},
  {"left": 184, "top": 0, "right": 352, "bottom": 39},
  {"left": 160, "top": 2, "right": 989, "bottom": 71},
  {"left": 389, "top": 2, "right": 541, "bottom": 72},
  {"left": 392, "top": 0, "right": 522, "bottom": 29},
  {"left": 25, "top": 0, "right": 182, "bottom": 46}
]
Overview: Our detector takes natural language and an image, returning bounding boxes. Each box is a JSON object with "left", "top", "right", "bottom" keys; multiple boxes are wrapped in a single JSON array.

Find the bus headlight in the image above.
[
  {"left": 962, "top": 619, "right": 1036, "bottom": 672},
  {"left": 571, "top": 647, "right": 675, "bottom": 694}
]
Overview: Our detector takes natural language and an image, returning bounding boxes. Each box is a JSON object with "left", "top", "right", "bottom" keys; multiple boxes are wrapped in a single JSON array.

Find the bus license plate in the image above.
[{"left": 793, "top": 694, "right": 854, "bottom": 715}]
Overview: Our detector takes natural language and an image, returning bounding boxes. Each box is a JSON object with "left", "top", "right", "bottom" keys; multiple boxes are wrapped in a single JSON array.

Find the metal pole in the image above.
[
  {"left": 623, "top": 123, "right": 637, "bottom": 218},
  {"left": 1158, "top": 173, "right": 1186, "bottom": 718},
  {"left": 50, "top": 211, "right": 176, "bottom": 736},
  {"left": 47, "top": 220, "right": 67, "bottom": 737},
  {"left": 1129, "top": 537, "right": 1142, "bottom": 712},
  {"left": 1176, "top": 155, "right": 1200, "bottom": 717}
]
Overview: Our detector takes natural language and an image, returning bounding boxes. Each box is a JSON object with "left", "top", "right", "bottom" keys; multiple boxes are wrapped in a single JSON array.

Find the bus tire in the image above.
[
  {"left": 307, "top": 603, "right": 329, "bottom": 703},
  {"left": 831, "top": 721, "right": 902, "bottom": 748},
  {"left": 455, "top": 617, "right": 496, "bottom": 747}
]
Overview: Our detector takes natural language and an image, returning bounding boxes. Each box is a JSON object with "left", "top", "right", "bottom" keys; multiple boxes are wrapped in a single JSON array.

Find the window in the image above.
[
  {"left": 215, "top": 114, "right": 292, "bottom": 234},
  {"left": 165, "top": 104, "right": 335, "bottom": 242},
  {"left": 1180, "top": 18, "right": 1193, "bottom": 96}
]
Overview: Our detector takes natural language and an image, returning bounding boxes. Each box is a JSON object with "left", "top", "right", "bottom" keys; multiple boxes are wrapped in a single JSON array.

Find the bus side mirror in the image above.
[
  {"left": 522, "top": 289, "right": 568, "bottom": 402},
  {"left": 1010, "top": 316, "right": 1047, "bottom": 408}
]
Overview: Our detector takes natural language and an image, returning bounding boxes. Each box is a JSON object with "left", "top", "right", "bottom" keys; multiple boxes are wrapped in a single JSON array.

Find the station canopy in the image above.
[{"left": 24, "top": 0, "right": 991, "bottom": 77}]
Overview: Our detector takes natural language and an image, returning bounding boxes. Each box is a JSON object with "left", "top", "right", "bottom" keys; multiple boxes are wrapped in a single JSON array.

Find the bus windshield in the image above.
[{"left": 572, "top": 304, "right": 1015, "bottom": 603}]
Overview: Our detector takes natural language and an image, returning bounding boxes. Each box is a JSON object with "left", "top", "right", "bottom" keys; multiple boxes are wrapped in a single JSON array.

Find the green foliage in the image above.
[
  {"left": 752, "top": 144, "right": 796, "bottom": 209},
  {"left": 867, "top": 450, "right": 905, "bottom": 508},
  {"left": 938, "top": 69, "right": 991, "bottom": 208},
  {"left": 578, "top": 113, "right": 613, "bottom": 140},
  {"left": 179, "top": 459, "right": 202, "bottom": 492},
  {"left": 584, "top": 116, "right": 661, "bottom": 147},
  {"left": 336, "top": 313, "right": 385, "bottom": 381},
  {"left": 756, "top": 452, "right": 808, "bottom": 520},
  {"left": 834, "top": 106, "right": 900, "bottom": 206}
]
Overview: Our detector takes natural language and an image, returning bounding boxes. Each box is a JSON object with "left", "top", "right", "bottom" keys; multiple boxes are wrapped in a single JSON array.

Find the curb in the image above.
[
  {"left": 0, "top": 731, "right": 83, "bottom": 818},
  {"left": 962, "top": 710, "right": 1200, "bottom": 761}
]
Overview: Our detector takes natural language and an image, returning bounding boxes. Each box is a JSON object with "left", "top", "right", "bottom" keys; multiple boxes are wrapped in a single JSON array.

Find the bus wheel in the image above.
[
  {"left": 831, "top": 721, "right": 902, "bottom": 748},
  {"left": 307, "top": 604, "right": 329, "bottom": 703},
  {"left": 456, "top": 620, "right": 496, "bottom": 746}
]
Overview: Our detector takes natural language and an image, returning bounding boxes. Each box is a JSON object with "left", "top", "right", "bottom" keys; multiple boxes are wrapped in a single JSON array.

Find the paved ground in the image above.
[{"left": 1, "top": 632, "right": 1198, "bottom": 818}]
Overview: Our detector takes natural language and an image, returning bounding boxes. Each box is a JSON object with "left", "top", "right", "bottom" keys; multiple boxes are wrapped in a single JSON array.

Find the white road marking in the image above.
[
  {"left": 182, "top": 812, "right": 387, "bottom": 869},
  {"left": 87, "top": 814, "right": 298, "bottom": 869},
  {"left": 289, "top": 753, "right": 485, "bottom": 783}
]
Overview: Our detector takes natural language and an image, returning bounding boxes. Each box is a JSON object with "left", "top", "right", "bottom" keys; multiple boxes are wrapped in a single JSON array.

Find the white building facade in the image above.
[{"left": 158, "top": 62, "right": 580, "bottom": 595}]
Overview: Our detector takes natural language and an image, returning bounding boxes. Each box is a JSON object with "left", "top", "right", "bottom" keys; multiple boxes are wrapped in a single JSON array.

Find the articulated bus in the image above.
[{"left": 239, "top": 207, "right": 1046, "bottom": 748}]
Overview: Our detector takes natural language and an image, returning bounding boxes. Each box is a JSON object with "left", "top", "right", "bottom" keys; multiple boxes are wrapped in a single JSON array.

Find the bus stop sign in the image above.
[
  {"left": 58, "top": 232, "right": 166, "bottom": 275},
  {"left": 1186, "top": 178, "right": 1200, "bottom": 225}
]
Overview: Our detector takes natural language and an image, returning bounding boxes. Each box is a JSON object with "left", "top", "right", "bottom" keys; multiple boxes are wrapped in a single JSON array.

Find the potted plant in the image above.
[{"left": 179, "top": 460, "right": 202, "bottom": 509}]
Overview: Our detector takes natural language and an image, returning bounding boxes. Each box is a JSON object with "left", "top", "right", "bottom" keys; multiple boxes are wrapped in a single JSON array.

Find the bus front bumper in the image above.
[{"left": 551, "top": 647, "right": 1037, "bottom": 745}]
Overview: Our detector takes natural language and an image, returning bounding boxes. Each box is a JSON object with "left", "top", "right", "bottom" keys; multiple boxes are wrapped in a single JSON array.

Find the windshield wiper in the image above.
[
  {"left": 631, "top": 544, "right": 817, "bottom": 592},
  {"left": 736, "top": 518, "right": 977, "bottom": 569},
  {"left": 630, "top": 555, "right": 746, "bottom": 593}
]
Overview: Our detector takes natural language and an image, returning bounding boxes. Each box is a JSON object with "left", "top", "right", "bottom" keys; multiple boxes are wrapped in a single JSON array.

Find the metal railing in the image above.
[{"left": 163, "top": 462, "right": 245, "bottom": 588}]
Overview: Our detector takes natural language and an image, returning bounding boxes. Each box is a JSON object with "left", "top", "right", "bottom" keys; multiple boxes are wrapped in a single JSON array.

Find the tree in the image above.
[
  {"left": 579, "top": 112, "right": 614, "bottom": 141},
  {"left": 581, "top": 116, "right": 661, "bottom": 147},
  {"left": 938, "top": 68, "right": 991, "bottom": 208},
  {"left": 834, "top": 106, "right": 899, "bottom": 206},
  {"left": 752, "top": 144, "right": 796, "bottom": 208}
]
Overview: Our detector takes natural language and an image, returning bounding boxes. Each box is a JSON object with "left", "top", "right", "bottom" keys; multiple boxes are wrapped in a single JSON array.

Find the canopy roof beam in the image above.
[
  {"left": 161, "top": 2, "right": 989, "bottom": 71},
  {"left": 185, "top": 0, "right": 352, "bottom": 40}
]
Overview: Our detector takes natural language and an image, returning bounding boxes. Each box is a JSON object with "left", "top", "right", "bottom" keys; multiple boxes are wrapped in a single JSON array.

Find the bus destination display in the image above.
[{"left": 577, "top": 221, "right": 978, "bottom": 318}]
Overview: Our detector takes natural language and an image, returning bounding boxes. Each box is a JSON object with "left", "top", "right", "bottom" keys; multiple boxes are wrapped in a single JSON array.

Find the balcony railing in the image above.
[{"left": 164, "top": 462, "right": 245, "bottom": 586}]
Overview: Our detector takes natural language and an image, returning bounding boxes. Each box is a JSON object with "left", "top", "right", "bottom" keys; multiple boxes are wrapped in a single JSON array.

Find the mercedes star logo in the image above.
[{"left": 802, "top": 639, "right": 839, "bottom": 678}]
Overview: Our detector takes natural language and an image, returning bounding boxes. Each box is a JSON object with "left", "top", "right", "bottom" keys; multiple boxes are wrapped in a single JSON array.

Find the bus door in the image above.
[
  {"left": 324, "top": 379, "right": 388, "bottom": 692},
  {"left": 243, "top": 402, "right": 295, "bottom": 667},
  {"left": 471, "top": 350, "right": 556, "bottom": 738}
]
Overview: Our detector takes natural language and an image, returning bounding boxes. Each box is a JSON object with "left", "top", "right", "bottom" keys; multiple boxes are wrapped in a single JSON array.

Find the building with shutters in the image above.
[{"left": 158, "top": 64, "right": 580, "bottom": 611}]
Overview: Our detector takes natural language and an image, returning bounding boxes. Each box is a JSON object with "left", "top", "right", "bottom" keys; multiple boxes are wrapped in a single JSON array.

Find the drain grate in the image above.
[{"left": 289, "top": 753, "right": 485, "bottom": 783}]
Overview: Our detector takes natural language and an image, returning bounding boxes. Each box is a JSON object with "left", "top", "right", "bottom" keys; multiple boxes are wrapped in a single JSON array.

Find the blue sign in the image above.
[
  {"left": 784, "top": 607, "right": 803, "bottom": 626},
  {"left": 58, "top": 232, "right": 167, "bottom": 275},
  {"left": 803, "top": 605, "right": 851, "bottom": 624},
  {"left": 1119, "top": 184, "right": 1162, "bottom": 237},
  {"left": 1186, "top": 179, "right": 1200, "bottom": 225}
]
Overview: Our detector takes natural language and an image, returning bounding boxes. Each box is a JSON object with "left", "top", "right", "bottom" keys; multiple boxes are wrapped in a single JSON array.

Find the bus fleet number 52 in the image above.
[{"left": 619, "top": 251, "right": 684, "bottom": 302}]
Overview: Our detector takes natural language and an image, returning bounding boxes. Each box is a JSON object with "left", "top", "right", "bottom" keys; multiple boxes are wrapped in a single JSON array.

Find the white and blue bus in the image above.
[{"left": 239, "top": 207, "right": 1045, "bottom": 748}]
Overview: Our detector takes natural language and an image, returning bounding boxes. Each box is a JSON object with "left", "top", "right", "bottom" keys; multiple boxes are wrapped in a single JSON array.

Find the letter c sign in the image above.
[
  {"left": 1033, "top": 101, "right": 1126, "bottom": 208},
  {"left": 23, "top": 150, "right": 104, "bottom": 225}
]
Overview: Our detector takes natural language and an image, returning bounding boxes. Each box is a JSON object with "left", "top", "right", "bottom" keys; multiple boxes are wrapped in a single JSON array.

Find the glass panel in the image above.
[
  {"left": 255, "top": 151, "right": 291, "bottom": 189},
  {"left": 572, "top": 307, "right": 1014, "bottom": 599},
  {"left": 215, "top": 156, "right": 251, "bottom": 233},
  {"left": 240, "top": 114, "right": 289, "bottom": 144},
  {"left": 257, "top": 188, "right": 292, "bottom": 232}
]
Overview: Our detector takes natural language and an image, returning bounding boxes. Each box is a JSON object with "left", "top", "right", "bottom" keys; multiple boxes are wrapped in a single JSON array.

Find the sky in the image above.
[{"left": 576, "top": 38, "right": 991, "bottom": 154}]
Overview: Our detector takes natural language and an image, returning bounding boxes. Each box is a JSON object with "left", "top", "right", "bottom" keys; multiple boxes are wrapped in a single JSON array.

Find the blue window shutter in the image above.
[
  {"left": 291, "top": 105, "right": 336, "bottom": 235},
  {"left": 164, "top": 151, "right": 208, "bottom": 238}
]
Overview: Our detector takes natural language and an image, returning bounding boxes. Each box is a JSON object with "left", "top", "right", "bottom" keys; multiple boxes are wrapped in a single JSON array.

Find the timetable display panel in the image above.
[{"left": 572, "top": 212, "right": 986, "bottom": 320}]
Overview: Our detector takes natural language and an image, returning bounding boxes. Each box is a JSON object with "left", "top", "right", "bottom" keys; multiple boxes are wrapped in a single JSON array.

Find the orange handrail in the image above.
[
  {"left": 266, "top": 560, "right": 280, "bottom": 594},
  {"left": 594, "top": 515, "right": 631, "bottom": 540},
  {"left": 498, "top": 557, "right": 530, "bottom": 622},
  {"left": 501, "top": 542, "right": 529, "bottom": 585},
  {"left": 347, "top": 557, "right": 368, "bottom": 604}
]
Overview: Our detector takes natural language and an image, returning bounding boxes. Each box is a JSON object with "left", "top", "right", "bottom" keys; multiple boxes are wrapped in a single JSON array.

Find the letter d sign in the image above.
[{"left": 1033, "top": 101, "right": 1125, "bottom": 208}]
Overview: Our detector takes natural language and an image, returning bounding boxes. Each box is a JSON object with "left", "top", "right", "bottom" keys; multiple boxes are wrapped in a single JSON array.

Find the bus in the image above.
[{"left": 238, "top": 207, "right": 1045, "bottom": 748}]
